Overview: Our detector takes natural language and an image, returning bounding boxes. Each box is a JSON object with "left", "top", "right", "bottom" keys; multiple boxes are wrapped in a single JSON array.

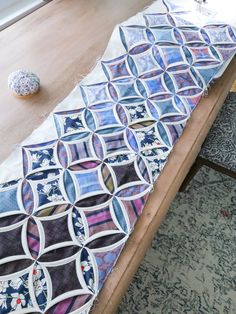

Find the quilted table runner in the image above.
[{"left": 0, "top": 0, "right": 236, "bottom": 313}]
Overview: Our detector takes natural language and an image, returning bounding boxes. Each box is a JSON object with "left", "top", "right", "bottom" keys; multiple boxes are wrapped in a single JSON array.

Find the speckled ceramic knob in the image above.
[{"left": 8, "top": 69, "right": 40, "bottom": 98}]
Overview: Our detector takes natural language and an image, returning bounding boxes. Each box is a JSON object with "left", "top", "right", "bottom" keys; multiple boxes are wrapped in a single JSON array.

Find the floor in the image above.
[{"left": 118, "top": 166, "right": 236, "bottom": 314}]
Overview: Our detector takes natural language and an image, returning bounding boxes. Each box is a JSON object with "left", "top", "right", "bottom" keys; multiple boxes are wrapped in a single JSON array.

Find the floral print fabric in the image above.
[{"left": 0, "top": 0, "right": 236, "bottom": 313}]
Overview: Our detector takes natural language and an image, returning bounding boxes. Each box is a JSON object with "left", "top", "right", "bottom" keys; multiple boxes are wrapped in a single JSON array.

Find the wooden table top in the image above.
[{"left": 0, "top": 0, "right": 153, "bottom": 163}]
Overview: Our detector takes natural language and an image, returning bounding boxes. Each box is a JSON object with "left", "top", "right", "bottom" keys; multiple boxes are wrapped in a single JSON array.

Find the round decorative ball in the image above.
[{"left": 8, "top": 69, "right": 40, "bottom": 98}]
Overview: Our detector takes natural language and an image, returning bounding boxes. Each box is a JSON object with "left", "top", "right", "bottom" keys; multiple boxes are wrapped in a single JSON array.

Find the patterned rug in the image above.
[{"left": 118, "top": 166, "right": 236, "bottom": 314}]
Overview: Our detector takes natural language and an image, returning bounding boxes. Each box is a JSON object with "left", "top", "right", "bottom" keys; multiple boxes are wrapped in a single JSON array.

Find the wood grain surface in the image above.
[
  {"left": 231, "top": 80, "right": 236, "bottom": 91},
  {"left": 0, "top": 0, "right": 153, "bottom": 162}
]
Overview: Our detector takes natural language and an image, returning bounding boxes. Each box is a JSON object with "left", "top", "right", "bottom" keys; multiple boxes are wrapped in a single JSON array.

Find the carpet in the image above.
[{"left": 118, "top": 166, "right": 236, "bottom": 314}]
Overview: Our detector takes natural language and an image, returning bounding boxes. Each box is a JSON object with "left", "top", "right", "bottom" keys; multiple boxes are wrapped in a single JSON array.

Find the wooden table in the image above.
[
  {"left": 0, "top": 1, "right": 235, "bottom": 313},
  {"left": 0, "top": 0, "right": 153, "bottom": 162}
]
